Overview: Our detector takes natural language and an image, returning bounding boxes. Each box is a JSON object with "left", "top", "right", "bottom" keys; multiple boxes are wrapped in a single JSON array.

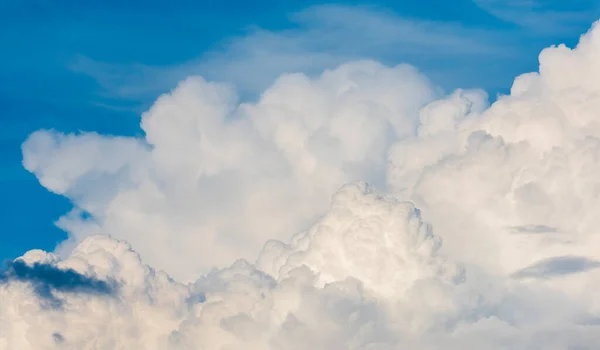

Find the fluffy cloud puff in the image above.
[
  {"left": 7, "top": 17, "right": 600, "bottom": 350},
  {"left": 23, "top": 61, "right": 440, "bottom": 282},
  {"left": 389, "top": 21, "right": 600, "bottom": 278}
]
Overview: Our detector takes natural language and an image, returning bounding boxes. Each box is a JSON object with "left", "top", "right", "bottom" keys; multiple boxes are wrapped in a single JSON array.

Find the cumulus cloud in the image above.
[
  {"left": 23, "top": 60, "right": 440, "bottom": 281},
  {"left": 6, "top": 14, "right": 600, "bottom": 350},
  {"left": 1, "top": 185, "right": 599, "bottom": 349},
  {"left": 0, "top": 236, "right": 189, "bottom": 349}
]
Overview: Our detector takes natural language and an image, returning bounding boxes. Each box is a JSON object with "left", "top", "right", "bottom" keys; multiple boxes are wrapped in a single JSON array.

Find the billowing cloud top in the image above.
[{"left": 5, "top": 18, "right": 600, "bottom": 350}]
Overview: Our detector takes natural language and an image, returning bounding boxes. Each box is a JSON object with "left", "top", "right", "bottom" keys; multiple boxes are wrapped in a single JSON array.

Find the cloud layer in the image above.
[{"left": 5, "top": 16, "right": 600, "bottom": 350}]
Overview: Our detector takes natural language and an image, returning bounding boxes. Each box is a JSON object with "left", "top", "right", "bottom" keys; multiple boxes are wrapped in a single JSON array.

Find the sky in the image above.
[
  {"left": 1, "top": 0, "right": 599, "bottom": 259},
  {"left": 2, "top": 1, "right": 600, "bottom": 260},
  {"left": 5, "top": 1, "right": 600, "bottom": 348}
]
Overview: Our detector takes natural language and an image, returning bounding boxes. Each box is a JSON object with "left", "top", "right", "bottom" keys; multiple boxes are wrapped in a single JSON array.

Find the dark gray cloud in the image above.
[
  {"left": 512, "top": 256, "right": 600, "bottom": 280},
  {"left": 0, "top": 260, "right": 118, "bottom": 307}
]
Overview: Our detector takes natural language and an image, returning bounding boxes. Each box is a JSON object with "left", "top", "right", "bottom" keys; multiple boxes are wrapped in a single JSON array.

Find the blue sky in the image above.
[{"left": 1, "top": 0, "right": 600, "bottom": 260}]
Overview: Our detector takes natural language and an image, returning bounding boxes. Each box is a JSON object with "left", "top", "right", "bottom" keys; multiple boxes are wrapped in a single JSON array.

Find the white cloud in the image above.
[
  {"left": 2, "top": 185, "right": 599, "bottom": 349},
  {"left": 388, "top": 20, "right": 600, "bottom": 276},
  {"left": 7, "top": 13, "right": 600, "bottom": 350},
  {"left": 24, "top": 60, "right": 441, "bottom": 282}
]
